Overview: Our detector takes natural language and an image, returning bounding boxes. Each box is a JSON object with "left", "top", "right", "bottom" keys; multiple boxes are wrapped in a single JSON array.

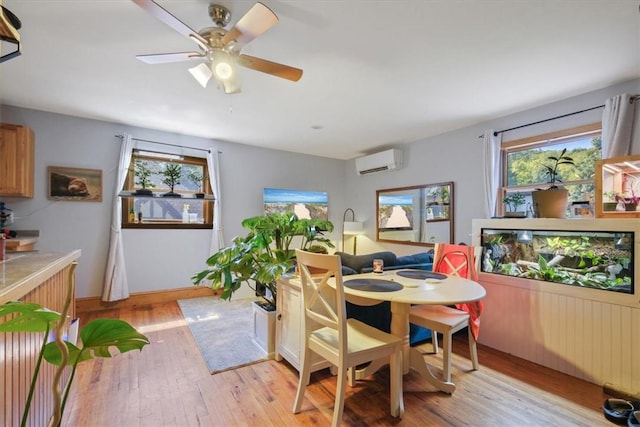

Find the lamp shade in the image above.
[{"left": 343, "top": 221, "right": 364, "bottom": 235}]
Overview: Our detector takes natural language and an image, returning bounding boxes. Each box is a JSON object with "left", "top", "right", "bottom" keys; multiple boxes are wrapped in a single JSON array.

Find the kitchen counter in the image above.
[{"left": 0, "top": 249, "right": 81, "bottom": 303}]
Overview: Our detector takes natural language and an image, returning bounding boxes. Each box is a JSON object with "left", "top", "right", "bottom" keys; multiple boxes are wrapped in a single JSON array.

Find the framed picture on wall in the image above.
[
  {"left": 47, "top": 166, "right": 103, "bottom": 202},
  {"left": 263, "top": 188, "right": 328, "bottom": 220}
]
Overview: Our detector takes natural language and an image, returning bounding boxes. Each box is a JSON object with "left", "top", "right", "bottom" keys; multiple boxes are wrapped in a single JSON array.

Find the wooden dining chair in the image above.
[
  {"left": 293, "top": 249, "right": 404, "bottom": 426},
  {"left": 408, "top": 243, "right": 483, "bottom": 385}
]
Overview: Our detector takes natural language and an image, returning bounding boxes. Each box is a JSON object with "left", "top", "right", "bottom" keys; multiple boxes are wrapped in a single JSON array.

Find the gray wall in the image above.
[
  {"left": 343, "top": 78, "right": 640, "bottom": 256},
  {"left": 0, "top": 107, "right": 347, "bottom": 298},
  {"left": 2, "top": 78, "right": 639, "bottom": 298}
]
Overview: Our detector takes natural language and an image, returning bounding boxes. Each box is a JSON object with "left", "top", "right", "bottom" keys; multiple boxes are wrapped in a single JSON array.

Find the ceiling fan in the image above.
[{"left": 132, "top": 0, "right": 303, "bottom": 94}]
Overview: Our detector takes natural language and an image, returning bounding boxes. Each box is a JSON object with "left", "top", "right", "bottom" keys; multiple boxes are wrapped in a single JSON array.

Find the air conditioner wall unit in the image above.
[{"left": 355, "top": 149, "right": 403, "bottom": 175}]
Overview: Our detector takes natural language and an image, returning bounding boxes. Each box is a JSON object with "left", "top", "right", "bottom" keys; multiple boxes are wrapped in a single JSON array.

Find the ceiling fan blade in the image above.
[
  {"left": 220, "top": 2, "right": 278, "bottom": 49},
  {"left": 238, "top": 54, "right": 303, "bottom": 82},
  {"left": 131, "top": 0, "right": 208, "bottom": 47},
  {"left": 136, "top": 52, "right": 204, "bottom": 64}
]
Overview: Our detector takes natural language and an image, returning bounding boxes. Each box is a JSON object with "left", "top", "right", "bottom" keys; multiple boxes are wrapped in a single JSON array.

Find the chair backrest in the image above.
[
  {"left": 433, "top": 243, "right": 478, "bottom": 281},
  {"left": 295, "top": 249, "right": 347, "bottom": 355}
]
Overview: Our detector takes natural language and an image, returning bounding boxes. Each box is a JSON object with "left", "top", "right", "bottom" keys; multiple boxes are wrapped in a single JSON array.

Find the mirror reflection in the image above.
[
  {"left": 376, "top": 182, "right": 454, "bottom": 246},
  {"left": 596, "top": 154, "right": 640, "bottom": 218}
]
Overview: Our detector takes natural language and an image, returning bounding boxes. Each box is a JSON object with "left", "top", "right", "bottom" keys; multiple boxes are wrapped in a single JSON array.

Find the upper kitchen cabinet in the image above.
[{"left": 0, "top": 123, "right": 34, "bottom": 197}]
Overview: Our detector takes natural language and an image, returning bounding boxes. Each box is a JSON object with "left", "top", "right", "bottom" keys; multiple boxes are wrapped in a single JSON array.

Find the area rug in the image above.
[{"left": 177, "top": 296, "right": 268, "bottom": 374}]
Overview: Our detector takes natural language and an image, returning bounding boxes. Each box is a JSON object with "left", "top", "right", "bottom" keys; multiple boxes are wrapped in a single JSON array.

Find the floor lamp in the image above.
[{"left": 342, "top": 208, "right": 364, "bottom": 255}]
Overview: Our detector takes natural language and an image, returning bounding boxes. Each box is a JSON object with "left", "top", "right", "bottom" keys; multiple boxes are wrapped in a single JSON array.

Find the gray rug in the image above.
[{"left": 178, "top": 296, "right": 268, "bottom": 374}]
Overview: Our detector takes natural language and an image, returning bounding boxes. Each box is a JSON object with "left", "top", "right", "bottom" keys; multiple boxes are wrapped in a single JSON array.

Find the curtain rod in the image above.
[
  {"left": 115, "top": 134, "right": 216, "bottom": 153},
  {"left": 478, "top": 94, "right": 640, "bottom": 139}
]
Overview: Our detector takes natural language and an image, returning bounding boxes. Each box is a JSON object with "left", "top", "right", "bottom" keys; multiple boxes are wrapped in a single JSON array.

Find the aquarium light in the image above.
[{"left": 516, "top": 230, "right": 533, "bottom": 243}]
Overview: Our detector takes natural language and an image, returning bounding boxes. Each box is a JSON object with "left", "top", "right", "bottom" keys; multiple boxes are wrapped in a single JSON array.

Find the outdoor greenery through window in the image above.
[
  {"left": 501, "top": 124, "right": 601, "bottom": 216},
  {"left": 122, "top": 150, "right": 213, "bottom": 228}
]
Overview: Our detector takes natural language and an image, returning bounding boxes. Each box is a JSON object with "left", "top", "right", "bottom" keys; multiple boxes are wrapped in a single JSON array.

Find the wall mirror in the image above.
[
  {"left": 376, "top": 182, "right": 454, "bottom": 246},
  {"left": 595, "top": 154, "right": 640, "bottom": 218}
]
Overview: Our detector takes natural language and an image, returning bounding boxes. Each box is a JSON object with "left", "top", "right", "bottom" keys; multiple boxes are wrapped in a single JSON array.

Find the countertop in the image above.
[{"left": 0, "top": 250, "right": 82, "bottom": 304}]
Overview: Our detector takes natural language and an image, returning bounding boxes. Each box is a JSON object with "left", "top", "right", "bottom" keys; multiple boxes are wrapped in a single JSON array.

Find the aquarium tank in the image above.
[{"left": 480, "top": 228, "right": 634, "bottom": 294}]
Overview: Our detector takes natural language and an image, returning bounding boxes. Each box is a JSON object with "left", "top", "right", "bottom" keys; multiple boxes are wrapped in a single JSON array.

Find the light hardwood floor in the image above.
[{"left": 63, "top": 301, "right": 612, "bottom": 426}]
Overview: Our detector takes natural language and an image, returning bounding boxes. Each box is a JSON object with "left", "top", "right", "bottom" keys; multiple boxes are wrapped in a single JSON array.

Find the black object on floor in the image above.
[{"left": 603, "top": 399, "right": 640, "bottom": 425}]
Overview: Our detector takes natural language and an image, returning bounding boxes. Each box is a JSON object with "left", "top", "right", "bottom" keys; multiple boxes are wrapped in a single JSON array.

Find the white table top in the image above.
[{"left": 340, "top": 270, "right": 486, "bottom": 305}]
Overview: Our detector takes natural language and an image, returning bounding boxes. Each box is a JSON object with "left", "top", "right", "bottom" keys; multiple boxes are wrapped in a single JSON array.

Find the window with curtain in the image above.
[
  {"left": 501, "top": 123, "right": 602, "bottom": 216},
  {"left": 121, "top": 150, "right": 213, "bottom": 229}
]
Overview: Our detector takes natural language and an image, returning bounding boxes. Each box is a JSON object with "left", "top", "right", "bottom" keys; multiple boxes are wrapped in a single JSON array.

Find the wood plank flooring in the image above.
[{"left": 63, "top": 301, "right": 612, "bottom": 426}]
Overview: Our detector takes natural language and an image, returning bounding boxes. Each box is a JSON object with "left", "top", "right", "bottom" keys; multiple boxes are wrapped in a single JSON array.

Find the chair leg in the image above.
[
  {"left": 442, "top": 332, "right": 452, "bottom": 383},
  {"left": 389, "top": 347, "right": 404, "bottom": 418},
  {"left": 468, "top": 332, "right": 479, "bottom": 371},
  {"left": 332, "top": 365, "right": 347, "bottom": 427},
  {"left": 293, "top": 347, "right": 312, "bottom": 414},
  {"left": 432, "top": 330, "right": 439, "bottom": 354}
]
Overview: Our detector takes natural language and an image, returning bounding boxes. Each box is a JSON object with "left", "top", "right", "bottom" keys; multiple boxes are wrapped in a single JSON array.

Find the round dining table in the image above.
[{"left": 339, "top": 269, "right": 487, "bottom": 394}]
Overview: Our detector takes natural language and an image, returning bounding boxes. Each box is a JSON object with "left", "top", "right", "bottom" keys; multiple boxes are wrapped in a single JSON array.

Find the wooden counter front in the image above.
[{"left": 0, "top": 250, "right": 81, "bottom": 426}]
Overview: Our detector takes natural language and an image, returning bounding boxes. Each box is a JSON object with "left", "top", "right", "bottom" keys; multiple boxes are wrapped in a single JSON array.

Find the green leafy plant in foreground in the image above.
[{"left": 0, "top": 301, "right": 150, "bottom": 427}]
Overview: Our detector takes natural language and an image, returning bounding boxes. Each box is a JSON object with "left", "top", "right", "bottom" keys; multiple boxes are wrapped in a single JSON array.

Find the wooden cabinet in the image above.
[
  {"left": 275, "top": 278, "right": 331, "bottom": 373},
  {"left": 0, "top": 123, "right": 35, "bottom": 197}
]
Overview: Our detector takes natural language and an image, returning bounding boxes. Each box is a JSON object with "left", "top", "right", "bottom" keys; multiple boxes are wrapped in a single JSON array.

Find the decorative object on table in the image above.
[
  {"left": 342, "top": 207, "right": 364, "bottom": 254},
  {"left": 531, "top": 148, "right": 575, "bottom": 218},
  {"left": 595, "top": 154, "right": 640, "bottom": 218},
  {"left": 160, "top": 162, "right": 182, "bottom": 197},
  {"left": 602, "top": 191, "right": 618, "bottom": 211},
  {"left": 178, "top": 297, "right": 269, "bottom": 373},
  {"left": 47, "top": 166, "right": 102, "bottom": 202},
  {"left": 132, "top": 159, "right": 155, "bottom": 196},
  {"left": 502, "top": 192, "right": 526, "bottom": 217},
  {"left": 263, "top": 188, "right": 328, "bottom": 220},
  {"left": 372, "top": 258, "right": 384, "bottom": 273}
]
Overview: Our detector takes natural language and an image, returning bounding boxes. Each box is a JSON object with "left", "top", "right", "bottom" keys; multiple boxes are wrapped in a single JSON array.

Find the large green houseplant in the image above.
[{"left": 192, "top": 212, "right": 334, "bottom": 310}]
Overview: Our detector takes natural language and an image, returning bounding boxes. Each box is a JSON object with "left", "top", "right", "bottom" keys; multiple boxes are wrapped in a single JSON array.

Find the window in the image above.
[
  {"left": 501, "top": 123, "right": 601, "bottom": 216},
  {"left": 121, "top": 150, "right": 213, "bottom": 228}
]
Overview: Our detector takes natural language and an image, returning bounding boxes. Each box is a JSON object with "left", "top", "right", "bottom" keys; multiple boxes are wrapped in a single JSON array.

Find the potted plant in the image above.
[
  {"left": 191, "top": 212, "right": 334, "bottom": 354},
  {"left": 531, "top": 148, "right": 575, "bottom": 218},
  {"left": 187, "top": 169, "right": 205, "bottom": 198},
  {"left": 503, "top": 192, "right": 526, "bottom": 217},
  {"left": 161, "top": 163, "right": 182, "bottom": 197},
  {"left": 0, "top": 301, "right": 149, "bottom": 427},
  {"left": 614, "top": 191, "right": 639, "bottom": 211},
  {"left": 132, "top": 159, "right": 156, "bottom": 196},
  {"left": 603, "top": 191, "right": 618, "bottom": 211}
]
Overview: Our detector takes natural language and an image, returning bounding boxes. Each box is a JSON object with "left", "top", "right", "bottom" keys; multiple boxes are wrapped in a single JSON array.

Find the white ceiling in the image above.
[{"left": 1, "top": 0, "right": 639, "bottom": 160}]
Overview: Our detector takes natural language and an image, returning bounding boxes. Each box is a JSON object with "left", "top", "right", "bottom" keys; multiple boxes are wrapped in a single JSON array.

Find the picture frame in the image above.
[
  {"left": 47, "top": 166, "right": 102, "bottom": 202},
  {"left": 263, "top": 188, "right": 328, "bottom": 220},
  {"left": 571, "top": 201, "right": 593, "bottom": 218}
]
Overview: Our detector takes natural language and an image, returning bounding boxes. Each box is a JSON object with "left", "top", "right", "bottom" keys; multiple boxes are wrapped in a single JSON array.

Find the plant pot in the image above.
[
  {"left": 624, "top": 202, "right": 638, "bottom": 211},
  {"left": 603, "top": 202, "right": 618, "bottom": 211},
  {"left": 252, "top": 301, "right": 276, "bottom": 358},
  {"left": 504, "top": 211, "right": 526, "bottom": 218},
  {"left": 161, "top": 192, "right": 182, "bottom": 198},
  {"left": 195, "top": 193, "right": 205, "bottom": 199},
  {"left": 531, "top": 188, "right": 568, "bottom": 218},
  {"left": 134, "top": 188, "right": 153, "bottom": 196}
]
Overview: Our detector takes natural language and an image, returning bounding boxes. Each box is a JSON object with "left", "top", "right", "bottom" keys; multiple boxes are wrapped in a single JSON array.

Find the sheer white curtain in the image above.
[
  {"left": 602, "top": 94, "right": 637, "bottom": 158},
  {"left": 207, "top": 149, "right": 224, "bottom": 254},
  {"left": 102, "top": 133, "right": 134, "bottom": 302},
  {"left": 482, "top": 130, "right": 502, "bottom": 218}
]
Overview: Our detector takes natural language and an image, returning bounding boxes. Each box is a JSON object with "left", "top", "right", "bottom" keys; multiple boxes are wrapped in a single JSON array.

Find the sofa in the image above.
[{"left": 336, "top": 250, "right": 434, "bottom": 345}]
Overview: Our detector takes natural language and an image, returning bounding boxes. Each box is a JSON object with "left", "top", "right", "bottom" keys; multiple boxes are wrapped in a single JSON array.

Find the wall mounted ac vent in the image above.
[{"left": 355, "top": 149, "right": 403, "bottom": 175}]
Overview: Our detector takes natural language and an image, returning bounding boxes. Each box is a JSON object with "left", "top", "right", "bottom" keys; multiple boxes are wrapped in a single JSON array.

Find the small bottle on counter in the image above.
[
  {"left": 129, "top": 207, "right": 136, "bottom": 223},
  {"left": 138, "top": 211, "right": 143, "bottom": 224}
]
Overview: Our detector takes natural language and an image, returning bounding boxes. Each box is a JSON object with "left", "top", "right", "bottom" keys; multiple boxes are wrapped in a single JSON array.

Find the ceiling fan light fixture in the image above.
[
  {"left": 188, "top": 63, "right": 213, "bottom": 88},
  {"left": 212, "top": 50, "right": 236, "bottom": 80}
]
